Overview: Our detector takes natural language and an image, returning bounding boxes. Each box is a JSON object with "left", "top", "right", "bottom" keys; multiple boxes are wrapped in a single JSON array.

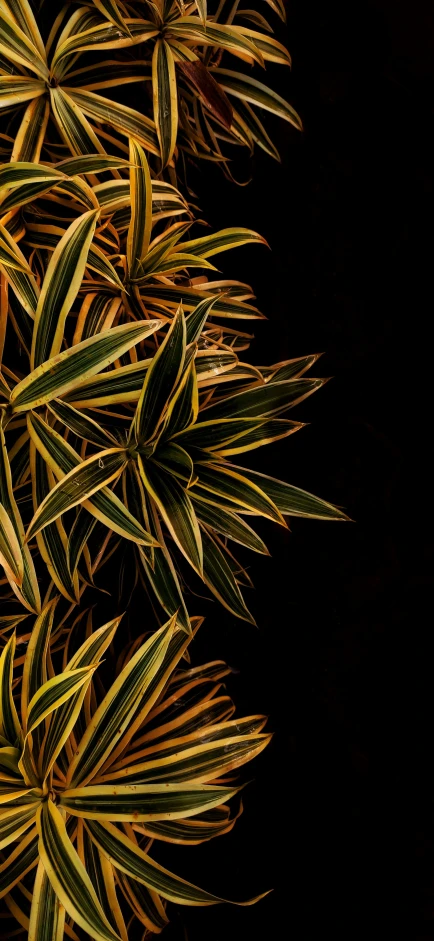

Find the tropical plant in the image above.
[
  {"left": 0, "top": 0, "right": 301, "bottom": 174},
  {"left": 0, "top": 140, "right": 346, "bottom": 628},
  {"left": 0, "top": 605, "right": 270, "bottom": 938},
  {"left": 1, "top": 2, "right": 346, "bottom": 938}
]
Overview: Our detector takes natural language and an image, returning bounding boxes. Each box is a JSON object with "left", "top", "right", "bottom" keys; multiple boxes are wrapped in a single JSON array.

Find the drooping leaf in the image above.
[
  {"left": 87, "top": 819, "right": 268, "bottom": 907},
  {"left": 138, "top": 458, "right": 203, "bottom": 574},
  {"left": 0, "top": 828, "right": 38, "bottom": 900},
  {"left": 37, "top": 802, "right": 121, "bottom": 941},
  {"left": 210, "top": 68, "right": 303, "bottom": 129},
  {"left": 28, "top": 860, "right": 65, "bottom": 941}
]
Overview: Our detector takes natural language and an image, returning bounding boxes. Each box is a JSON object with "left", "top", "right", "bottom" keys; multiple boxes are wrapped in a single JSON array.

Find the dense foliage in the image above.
[{"left": 0, "top": 2, "right": 346, "bottom": 938}]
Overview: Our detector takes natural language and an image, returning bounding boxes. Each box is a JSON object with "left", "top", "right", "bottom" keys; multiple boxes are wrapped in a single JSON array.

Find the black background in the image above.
[{"left": 158, "top": 2, "right": 434, "bottom": 940}]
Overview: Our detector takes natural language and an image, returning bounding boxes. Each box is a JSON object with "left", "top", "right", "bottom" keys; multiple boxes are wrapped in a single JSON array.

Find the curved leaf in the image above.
[
  {"left": 28, "top": 860, "right": 65, "bottom": 941},
  {"left": 87, "top": 819, "right": 268, "bottom": 906},
  {"left": 37, "top": 801, "right": 120, "bottom": 941}
]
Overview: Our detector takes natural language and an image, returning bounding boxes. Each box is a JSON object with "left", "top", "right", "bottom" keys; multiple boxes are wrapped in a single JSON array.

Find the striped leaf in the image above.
[
  {"left": 200, "top": 527, "right": 255, "bottom": 623},
  {"left": 139, "top": 283, "right": 262, "bottom": 319},
  {"left": 153, "top": 39, "right": 178, "bottom": 169},
  {"left": 139, "top": 807, "right": 239, "bottom": 845},
  {"left": 48, "top": 400, "right": 117, "bottom": 449},
  {"left": 199, "top": 378, "right": 325, "bottom": 422},
  {"left": 67, "top": 508, "right": 97, "bottom": 578},
  {"left": 49, "top": 86, "right": 109, "bottom": 157},
  {"left": 63, "top": 360, "right": 150, "bottom": 408},
  {"left": 0, "top": 75, "right": 44, "bottom": 109},
  {"left": 0, "top": 786, "right": 39, "bottom": 808},
  {"left": 176, "top": 417, "right": 268, "bottom": 452},
  {"left": 235, "top": 25, "right": 291, "bottom": 64},
  {"left": 87, "top": 819, "right": 267, "bottom": 906},
  {"left": 27, "top": 413, "right": 156, "bottom": 548},
  {"left": 28, "top": 860, "right": 65, "bottom": 941},
  {"left": 31, "top": 209, "right": 99, "bottom": 369},
  {"left": 139, "top": 458, "right": 203, "bottom": 574},
  {"left": 195, "top": 0, "right": 207, "bottom": 25},
  {"left": 210, "top": 68, "right": 303, "bottom": 129},
  {"left": 212, "top": 418, "right": 302, "bottom": 456},
  {"left": 0, "top": 223, "right": 32, "bottom": 273},
  {"left": 24, "top": 668, "right": 95, "bottom": 737},
  {"left": 105, "top": 731, "right": 270, "bottom": 785},
  {"left": 231, "top": 99, "right": 280, "bottom": 160},
  {"left": 0, "top": 220, "right": 39, "bottom": 327},
  {"left": 0, "top": 426, "right": 40, "bottom": 614},
  {"left": 262, "top": 353, "right": 321, "bottom": 382},
  {"left": 116, "top": 871, "right": 167, "bottom": 932},
  {"left": 0, "top": 634, "right": 21, "bottom": 745},
  {"left": 37, "top": 801, "right": 121, "bottom": 941},
  {"left": 0, "top": 9, "right": 48, "bottom": 79},
  {"left": 40, "top": 620, "right": 119, "bottom": 782},
  {"left": 136, "top": 251, "right": 216, "bottom": 280},
  {"left": 0, "top": 743, "right": 33, "bottom": 780},
  {"left": 169, "top": 19, "right": 263, "bottom": 66},
  {"left": 67, "top": 618, "right": 176, "bottom": 788},
  {"left": 21, "top": 598, "right": 59, "bottom": 726},
  {"left": 186, "top": 295, "right": 220, "bottom": 343},
  {"left": 0, "top": 828, "right": 38, "bottom": 900},
  {"left": 101, "top": 620, "right": 195, "bottom": 771},
  {"left": 0, "top": 501, "right": 23, "bottom": 585},
  {"left": 56, "top": 155, "right": 131, "bottom": 176},
  {"left": 161, "top": 356, "right": 198, "bottom": 439},
  {"left": 127, "top": 139, "right": 152, "bottom": 278},
  {"left": 228, "top": 466, "right": 350, "bottom": 520},
  {"left": 80, "top": 826, "right": 128, "bottom": 941},
  {"left": 132, "top": 307, "right": 186, "bottom": 445},
  {"left": 52, "top": 21, "right": 158, "bottom": 72},
  {"left": 134, "top": 478, "right": 190, "bottom": 633},
  {"left": 93, "top": 0, "right": 131, "bottom": 35},
  {"left": 193, "top": 500, "right": 268, "bottom": 554},
  {"left": 26, "top": 448, "right": 128, "bottom": 541},
  {"left": 191, "top": 463, "right": 283, "bottom": 523},
  {"left": 4, "top": 0, "right": 46, "bottom": 59},
  {"left": 175, "top": 227, "right": 267, "bottom": 259},
  {"left": 0, "top": 804, "right": 37, "bottom": 851},
  {"left": 11, "top": 95, "right": 49, "bottom": 163},
  {"left": 60, "top": 782, "right": 239, "bottom": 821},
  {"left": 0, "top": 254, "right": 39, "bottom": 319},
  {"left": 65, "top": 87, "right": 160, "bottom": 156},
  {"left": 30, "top": 446, "right": 79, "bottom": 603},
  {"left": 12, "top": 319, "right": 162, "bottom": 411}
]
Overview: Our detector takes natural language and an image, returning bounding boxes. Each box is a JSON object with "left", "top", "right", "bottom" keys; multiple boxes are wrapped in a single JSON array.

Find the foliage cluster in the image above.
[{"left": 0, "top": 3, "right": 346, "bottom": 938}]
